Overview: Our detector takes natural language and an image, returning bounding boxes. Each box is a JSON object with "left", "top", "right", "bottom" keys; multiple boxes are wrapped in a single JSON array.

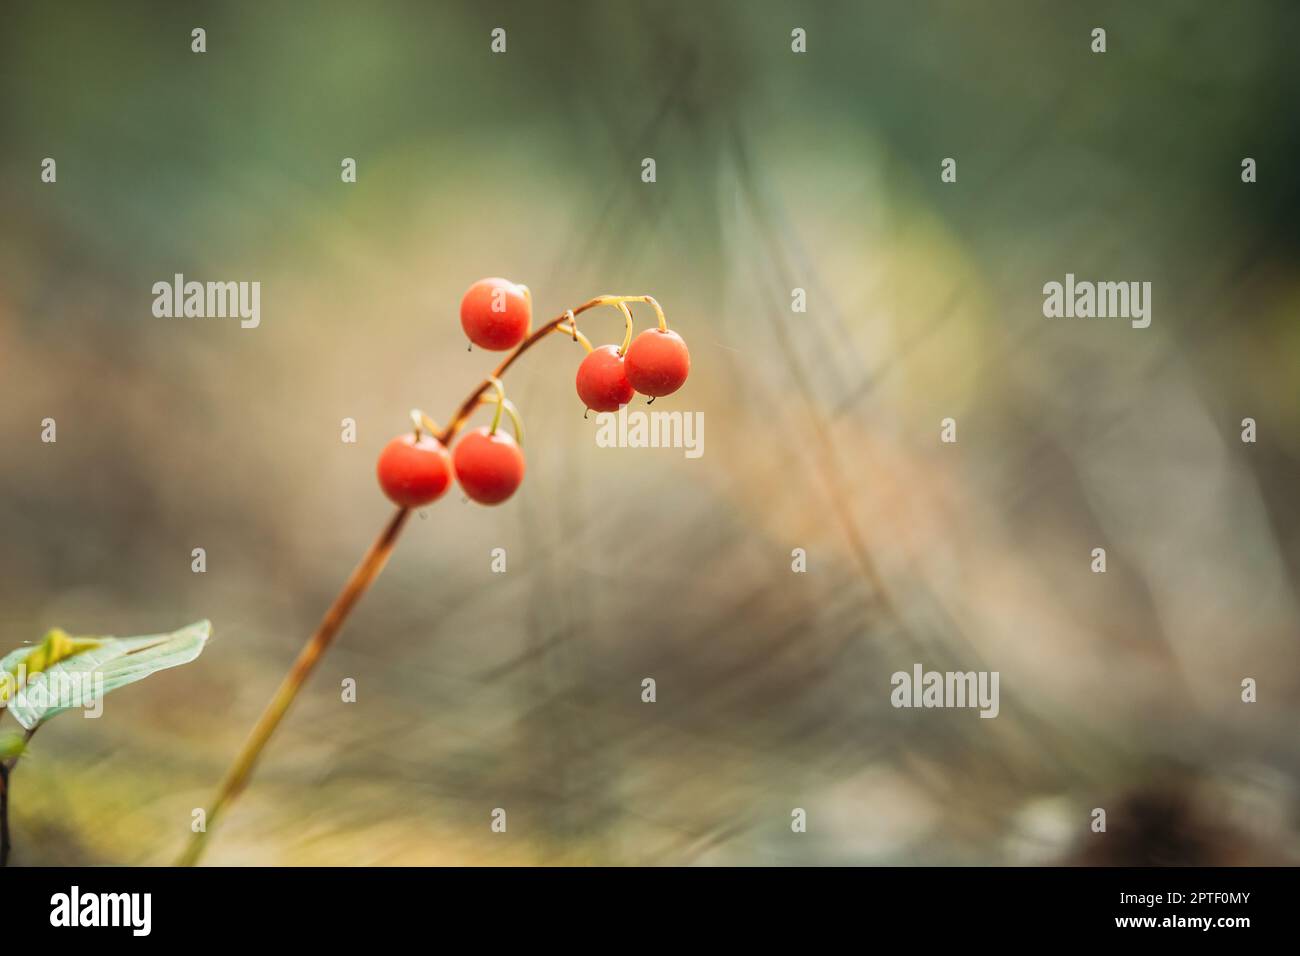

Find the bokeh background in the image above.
[{"left": 1, "top": 0, "right": 1297, "bottom": 865}]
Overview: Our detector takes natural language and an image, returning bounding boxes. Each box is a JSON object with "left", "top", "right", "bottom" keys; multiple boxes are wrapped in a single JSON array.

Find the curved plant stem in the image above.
[
  {"left": 177, "top": 507, "right": 410, "bottom": 866},
  {"left": 438, "top": 295, "right": 628, "bottom": 442},
  {"left": 179, "top": 293, "right": 658, "bottom": 866},
  {"left": 474, "top": 395, "right": 525, "bottom": 445},
  {"left": 485, "top": 377, "right": 507, "bottom": 434}
]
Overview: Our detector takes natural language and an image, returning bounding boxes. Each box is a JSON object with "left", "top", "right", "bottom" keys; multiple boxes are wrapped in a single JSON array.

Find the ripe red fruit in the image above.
[
  {"left": 376, "top": 434, "right": 453, "bottom": 508},
  {"left": 575, "top": 345, "right": 635, "bottom": 412},
  {"left": 453, "top": 427, "right": 526, "bottom": 505},
  {"left": 623, "top": 329, "right": 690, "bottom": 397},
  {"left": 460, "top": 277, "right": 531, "bottom": 351}
]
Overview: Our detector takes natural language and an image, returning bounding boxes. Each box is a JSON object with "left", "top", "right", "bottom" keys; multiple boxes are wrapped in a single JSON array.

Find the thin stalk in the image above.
[
  {"left": 0, "top": 764, "right": 10, "bottom": 868},
  {"left": 440, "top": 296, "right": 603, "bottom": 442},
  {"left": 179, "top": 294, "right": 657, "bottom": 866},
  {"left": 0, "top": 725, "right": 37, "bottom": 868},
  {"left": 176, "top": 507, "right": 410, "bottom": 866}
]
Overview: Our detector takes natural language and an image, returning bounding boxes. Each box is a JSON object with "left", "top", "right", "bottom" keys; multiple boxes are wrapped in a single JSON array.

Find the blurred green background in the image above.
[{"left": 1, "top": 0, "right": 1298, "bottom": 865}]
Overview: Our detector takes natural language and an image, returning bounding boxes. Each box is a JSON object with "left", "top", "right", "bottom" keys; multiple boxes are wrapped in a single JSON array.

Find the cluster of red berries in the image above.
[
  {"left": 574, "top": 319, "right": 690, "bottom": 413},
  {"left": 376, "top": 425, "right": 524, "bottom": 509},
  {"left": 377, "top": 277, "right": 688, "bottom": 510}
]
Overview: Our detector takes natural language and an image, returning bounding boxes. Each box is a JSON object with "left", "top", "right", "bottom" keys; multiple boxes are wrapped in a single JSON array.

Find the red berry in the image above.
[
  {"left": 460, "top": 277, "right": 531, "bottom": 351},
  {"left": 376, "top": 434, "right": 453, "bottom": 508},
  {"left": 575, "top": 345, "right": 635, "bottom": 412},
  {"left": 623, "top": 329, "right": 690, "bottom": 397},
  {"left": 453, "top": 427, "right": 526, "bottom": 505}
]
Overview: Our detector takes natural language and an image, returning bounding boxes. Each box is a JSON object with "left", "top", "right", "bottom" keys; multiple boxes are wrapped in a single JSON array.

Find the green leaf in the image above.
[{"left": 0, "top": 620, "right": 210, "bottom": 730}]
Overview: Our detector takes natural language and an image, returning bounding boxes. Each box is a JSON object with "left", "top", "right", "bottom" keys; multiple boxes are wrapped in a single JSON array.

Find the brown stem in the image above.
[
  {"left": 176, "top": 507, "right": 410, "bottom": 866},
  {"left": 437, "top": 295, "right": 627, "bottom": 444},
  {"left": 0, "top": 764, "right": 10, "bottom": 868},
  {"left": 178, "top": 294, "right": 646, "bottom": 866}
]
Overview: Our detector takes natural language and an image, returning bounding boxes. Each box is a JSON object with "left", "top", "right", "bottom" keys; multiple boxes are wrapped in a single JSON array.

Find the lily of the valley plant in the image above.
[{"left": 180, "top": 280, "right": 685, "bottom": 865}]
